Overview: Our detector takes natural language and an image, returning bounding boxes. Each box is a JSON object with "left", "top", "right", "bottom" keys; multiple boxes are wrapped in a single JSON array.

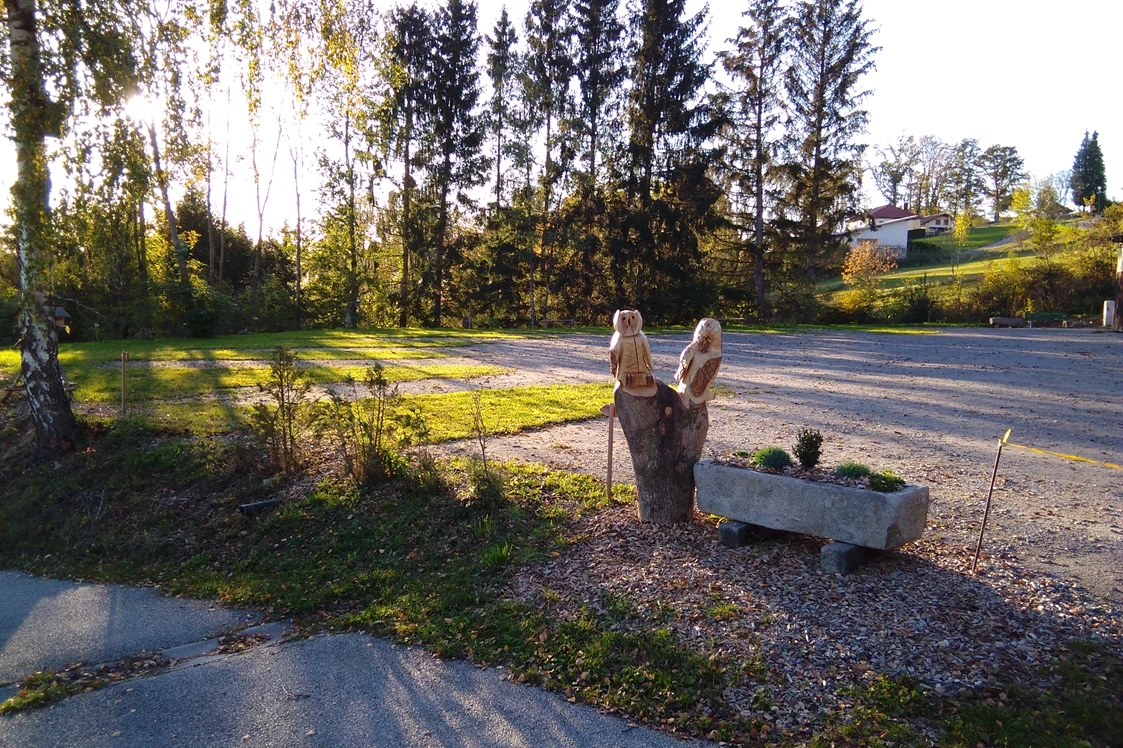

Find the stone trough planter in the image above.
[{"left": 693, "top": 461, "right": 930, "bottom": 573}]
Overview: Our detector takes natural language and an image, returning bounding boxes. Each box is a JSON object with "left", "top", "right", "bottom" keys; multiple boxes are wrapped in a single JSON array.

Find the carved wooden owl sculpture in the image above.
[
  {"left": 675, "top": 317, "right": 722, "bottom": 406},
  {"left": 609, "top": 309, "right": 657, "bottom": 397}
]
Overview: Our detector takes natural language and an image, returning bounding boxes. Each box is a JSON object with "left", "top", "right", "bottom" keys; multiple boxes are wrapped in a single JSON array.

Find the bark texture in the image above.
[
  {"left": 7, "top": 0, "right": 78, "bottom": 457},
  {"left": 614, "top": 379, "right": 709, "bottom": 524}
]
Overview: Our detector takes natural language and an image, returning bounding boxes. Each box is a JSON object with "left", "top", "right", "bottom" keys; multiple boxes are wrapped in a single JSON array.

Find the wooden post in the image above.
[
  {"left": 120, "top": 351, "right": 128, "bottom": 418},
  {"left": 1114, "top": 242, "right": 1122, "bottom": 333},
  {"left": 600, "top": 403, "right": 615, "bottom": 502},
  {"left": 614, "top": 380, "right": 709, "bottom": 524}
]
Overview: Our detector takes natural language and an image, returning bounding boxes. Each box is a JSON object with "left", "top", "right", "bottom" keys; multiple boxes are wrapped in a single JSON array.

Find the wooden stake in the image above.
[
  {"left": 973, "top": 428, "right": 1011, "bottom": 573},
  {"left": 600, "top": 402, "right": 615, "bottom": 501},
  {"left": 121, "top": 351, "right": 128, "bottom": 418}
]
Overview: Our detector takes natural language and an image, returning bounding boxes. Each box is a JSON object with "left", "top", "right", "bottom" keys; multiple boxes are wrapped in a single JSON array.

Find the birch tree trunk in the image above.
[
  {"left": 614, "top": 379, "right": 708, "bottom": 524},
  {"left": 6, "top": 0, "right": 78, "bottom": 457}
]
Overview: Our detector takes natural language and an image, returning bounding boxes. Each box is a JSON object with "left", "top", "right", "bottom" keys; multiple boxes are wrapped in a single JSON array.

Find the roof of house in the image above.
[
  {"left": 869, "top": 204, "right": 917, "bottom": 220},
  {"left": 854, "top": 216, "right": 916, "bottom": 231},
  {"left": 919, "top": 213, "right": 951, "bottom": 223}
]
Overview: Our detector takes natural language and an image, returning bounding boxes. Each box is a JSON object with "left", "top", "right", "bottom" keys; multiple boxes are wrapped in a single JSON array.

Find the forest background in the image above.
[{"left": 1, "top": 0, "right": 1120, "bottom": 345}]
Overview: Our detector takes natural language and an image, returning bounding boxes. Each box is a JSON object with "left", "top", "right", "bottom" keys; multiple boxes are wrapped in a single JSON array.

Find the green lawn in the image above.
[
  {"left": 67, "top": 363, "right": 509, "bottom": 404},
  {"left": 909, "top": 223, "right": 1018, "bottom": 254}
]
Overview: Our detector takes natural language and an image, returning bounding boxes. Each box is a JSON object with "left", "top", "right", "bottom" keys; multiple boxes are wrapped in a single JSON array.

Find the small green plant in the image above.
[
  {"left": 868, "top": 470, "right": 906, "bottom": 492},
  {"left": 248, "top": 346, "right": 310, "bottom": 474},
  {"left": 397, "top": 406, "right": 446, "bottom": 495},
  {"left": 753, "top": 446, "right": 791, "bottom": 470},
  {"left": 731, "top": 449, "right": 751, "bottom": 458},
  {"left": 481, "top": 540, "right": 514, "bottom": 568},
  {"left": 792, "top": 428, "right": 823, "bottom": 469},
  {"left": 836, "top": 460, "right": 871, "bottom": 479},
  {"left": 317, "top": 364, "right": 406, "bottom": 486}
]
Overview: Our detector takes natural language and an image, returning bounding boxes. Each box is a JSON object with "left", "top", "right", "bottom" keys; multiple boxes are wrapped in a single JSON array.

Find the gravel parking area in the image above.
[{"left": 443, "top": 327, "right": 1123, "bottom": 604}]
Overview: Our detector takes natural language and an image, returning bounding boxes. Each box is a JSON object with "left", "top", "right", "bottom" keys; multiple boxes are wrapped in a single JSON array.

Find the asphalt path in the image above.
[
  {"left": 0, "top": 571, "right": 258, "bottom": 684},
  {"left": 0, "top": 573, "right": 698, "bottom": 747}
]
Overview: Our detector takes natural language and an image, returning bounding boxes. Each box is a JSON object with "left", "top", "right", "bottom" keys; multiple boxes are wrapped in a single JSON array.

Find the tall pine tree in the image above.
[
  {"left": 779, "top": 0, "right": 877, "bottom": 295},
  {"left": 376, "top": 3, "right": 433, "bottom": 326},
  {"left": 426, "top": 0, "right": 485, "bottom": 326},
  {"left": 717, "top": 0, "right": 787, "bottom": 319},
  {"left": 1071, "top": 130, "right": 1107, "bottom": 214}
]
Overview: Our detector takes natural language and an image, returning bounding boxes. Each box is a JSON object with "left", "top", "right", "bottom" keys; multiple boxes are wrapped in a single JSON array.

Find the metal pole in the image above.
[
  {"left": 121, "top": 351, "right": 128, "bottom": 418},
  {"left": 973, "top": 428, "right": 1011, "bottom": 573},
  {"left": 601, "top": 403, "right": 616, "bottom": 501}
]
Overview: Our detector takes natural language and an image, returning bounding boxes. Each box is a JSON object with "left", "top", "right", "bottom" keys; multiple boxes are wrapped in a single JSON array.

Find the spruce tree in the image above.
[
  {"left": 1071, "top": 131, "right": 1107, "bottom": 214},
  {"left": 377, "top": 3, "right": 434, "bottom": 327},
  {"left": 716, "top": 0, "right": 788, "bottom": 319},
  {"left": 524, "top": 0, "right": 573, "bottom": 321},
  {"left": 485, "top": 8, "right": 517, "bottom": 213},
  {"left": 572, "top": 0, "right": 626, "bottom": 189},
  {"left": 427, "top": 0, "right": 485, "bottom": 326},
  {"left": 779, "top": 0, "right": 877, "bottom": 293}
]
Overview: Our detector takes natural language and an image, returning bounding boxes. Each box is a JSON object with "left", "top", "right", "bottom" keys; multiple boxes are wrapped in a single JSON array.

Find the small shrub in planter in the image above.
[
  {"left": 792, "top": 428, "right": 823, "bottom": 469},
  {"left": 753, "top": 446, "right": 792, "bottom": 470},
  {"left": 868, "top": 470, "right": 906, "bottom": 492},
  {"left": 836, "top": 460, "right": 871, "bottom": 479}
]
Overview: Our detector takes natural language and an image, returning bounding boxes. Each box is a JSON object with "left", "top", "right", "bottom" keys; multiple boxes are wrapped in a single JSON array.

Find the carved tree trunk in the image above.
[{"left": 614, "top": 379, "right": 709, "bottom": 524}]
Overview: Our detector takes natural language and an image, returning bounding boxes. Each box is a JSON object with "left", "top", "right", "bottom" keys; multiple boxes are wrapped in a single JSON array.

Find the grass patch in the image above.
[
  {"left": 396, "top": 382, "right": 614, "bottom": 443},
  {"left": 68, "top": 363, "right": 508, "bottom": 404},
  {"left": 0, "top": 425, "right": 755, "bottom": 740},
  {"left": 811, "top": 642, "right": 1123, "bottom": 748},
  {"left": 910, "top": 223, "right": 1017, "bottom": 254}
]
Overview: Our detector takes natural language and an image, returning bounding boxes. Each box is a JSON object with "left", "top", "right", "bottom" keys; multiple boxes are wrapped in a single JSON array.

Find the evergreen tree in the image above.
[
  {"left": 376, "top": 3, "right": 433, "bottom": 326},
  {"left": 1070, "top": 130, "right": 1107, "bottom": 214},
  {"left": 614, "top": 0, "right": 719, "bottom": 322},
  {"left": 779, "top": 0, "right": 877, "bottom": 295},
  {"left": 977, "top": 144, "right": 1026, "bottom": 222},
  {"left": 524, "top": 0, "right": 573, "bottom": 322},
  {"left": 625, "top": 0, "right": 710, "bottom": 208},
  {"left": 572, "top": 0, "right": 625, "bottom": 189},
  {"left": 716, "top": 0, "right": 787, "bottom": 319},
  {"left": 426, "top": 0, "right": 485, "bottom": 326},
  {"left": 485, "top": 7, "right": 517, "bottom": 213}
]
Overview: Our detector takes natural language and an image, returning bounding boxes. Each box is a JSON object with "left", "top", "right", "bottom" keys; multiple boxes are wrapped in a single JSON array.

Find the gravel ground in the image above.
[
  {"left": 439, "top": 326, "right": 1122, "bottom": 738},
  {"left": 442, "top": 327, "right": 1123, "bottom": 606}
]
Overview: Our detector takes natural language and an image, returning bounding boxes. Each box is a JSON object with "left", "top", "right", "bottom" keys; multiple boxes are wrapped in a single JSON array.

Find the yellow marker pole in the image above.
[
  {"left": 600, "top": 402, "right": 615, "bottom": 502},
  {"left": 973, "top": 428, "right": 1011, "bottom": 573}
]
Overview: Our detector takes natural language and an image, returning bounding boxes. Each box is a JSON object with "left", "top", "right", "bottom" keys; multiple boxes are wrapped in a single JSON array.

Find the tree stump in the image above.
[{"left": 614, "top": 379, "right": 709, "bottom": 524}]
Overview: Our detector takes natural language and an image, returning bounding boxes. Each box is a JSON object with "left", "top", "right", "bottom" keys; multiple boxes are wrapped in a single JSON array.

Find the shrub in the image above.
[
  {"left": 317, "top": 364, "right": 407, "bottom": 487},
  {"left": 753, "top": 446, "right": 791, "bottom": 470},
  {"left": 835, "top": 461, "right": 871, "bottom": 479},
  {"left": 792, "top": 428, "right": 823, "bottom": 469},
  {"left": 868, "top": 470, "right": 906, "bottom": 492},
  {"left": 397, "top": 406, "right": 447, "bottom": 496},
  {"left": 248, "top": 346, "right": 310, "bottom": 474}
]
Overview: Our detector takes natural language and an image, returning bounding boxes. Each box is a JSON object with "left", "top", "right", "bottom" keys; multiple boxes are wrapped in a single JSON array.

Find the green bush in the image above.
[
  {"left": 316, "top": 364, "right": 407, "bottom": 487},
  {"left": 792, "top": 428, "right": 823, "bottom": 469},
  {"left": 753, "top": 446, "right": 791, "bottom": 470},
  {"left": 248, "top": 346, "right": 310, "bottom": 474},
  {"left": 836, "top": 461, "right": 871, "bottom": 479},
  {"left": 868, "top": 470, "right": 906, "bottom": 492}
]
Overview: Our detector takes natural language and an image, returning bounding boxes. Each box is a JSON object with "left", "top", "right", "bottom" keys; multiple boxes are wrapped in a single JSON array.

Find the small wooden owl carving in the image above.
[
  {"left": 675, "top": 317, "right": 722, "bottom": 406},
  {"left": 609, "top": 309, "right": 656, "bottom": 397}
]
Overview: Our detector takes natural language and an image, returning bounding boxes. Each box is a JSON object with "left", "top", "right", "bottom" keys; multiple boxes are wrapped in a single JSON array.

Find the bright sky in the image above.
[{"left": 1, "top": 0, "right": 1119, "bottom": 233}]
